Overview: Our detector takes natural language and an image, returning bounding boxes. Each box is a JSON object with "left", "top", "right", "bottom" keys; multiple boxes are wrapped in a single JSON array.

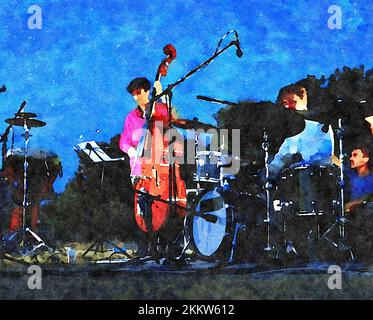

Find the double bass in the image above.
[{"left": 133, "top": 44, "right": 187, "bottom": 233}]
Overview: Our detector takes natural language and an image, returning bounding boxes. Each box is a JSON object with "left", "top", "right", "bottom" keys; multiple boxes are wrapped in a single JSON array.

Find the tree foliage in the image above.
[{"left": 41, "top": 135, "right": 137, "bottom": 242}]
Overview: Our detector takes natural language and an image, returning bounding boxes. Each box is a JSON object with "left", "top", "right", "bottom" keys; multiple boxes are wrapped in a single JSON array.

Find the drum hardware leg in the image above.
[
  {"left": 317, "top": 224, "right": 321, "bottom": 240},
  {"left": 321, "top": 219, "right": 339, "bottom": 248},
  {"left": 276, "top": 219, "right": 299, "bottom": 259},
  {"left": 262, "top": 128, "right": 274, "bottom": 252},
  {"left": 80, "top": 229, "right": 131, "bottom": 259},
  {"left": 275, "top": 241, "right": 299, "bottom": 260},
  {"left": 228, "top": 223, "right": 246, "bottom": 263},
  {"left": 81, "top": 231, "right": 131, "bottom": 259},
  {"left": 285, "top": 240, "right": 298, "bottom": 255},
  {"left": 320, "top": 216, "right": 355, "bottom": 261},
  {"left": 336, "top": 119, "right": 347, "bottom": 241},
  {"left": 173, "top": 216, "right": 192, "bottom": 261},
  {"left": 24, "top": 227, "right": 59, "bottom": 262},
  {"left": 156, "top": 236, "right": 161, "bottom": 253},
  {"left": 307, "top": 228, "right": 313, "bottom": 241},
  {"left": 2, "top": 226, "right": 60, "bottom": 262}
]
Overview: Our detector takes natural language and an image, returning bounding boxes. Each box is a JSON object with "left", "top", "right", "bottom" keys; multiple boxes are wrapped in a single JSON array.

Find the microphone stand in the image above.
[
  {"left": 157, "top": 36, "right": 241, "bottom": 260},
  {"left": 196, "top": 95, "right": 239, "bottom": 106},
  {"left": 150, "top": 37, "right": 241, "bottom": 210},
  {"left": 129, "top": 34, "right": 241, "bottom": 263},
  {"left": 151, "top": 39, "right": 241, "bottom": 103}
]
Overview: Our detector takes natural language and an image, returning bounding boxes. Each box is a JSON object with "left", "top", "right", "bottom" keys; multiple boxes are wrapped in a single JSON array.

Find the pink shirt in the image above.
[{"left": 119, "top": 102, "right": 169, "bottom": 176}]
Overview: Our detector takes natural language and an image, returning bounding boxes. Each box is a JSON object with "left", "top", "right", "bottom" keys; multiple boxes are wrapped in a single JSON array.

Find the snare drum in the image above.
[
  {"left": 194, "top": 151, "right": 237, "bottom": 184},
  {"left": 275, "top": 164, "right": 339, "bottom": 216}
]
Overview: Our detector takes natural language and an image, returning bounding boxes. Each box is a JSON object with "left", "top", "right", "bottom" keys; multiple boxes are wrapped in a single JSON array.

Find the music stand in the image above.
[{"left": 76, "top": 141, "right": 131, "bottom": 259}]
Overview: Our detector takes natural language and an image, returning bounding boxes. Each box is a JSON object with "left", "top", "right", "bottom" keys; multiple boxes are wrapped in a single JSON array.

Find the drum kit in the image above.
[
  {"left": 165, "top": 99, "right": 359, "bottom": 265},
  {"left": 0, "top": 104, "right": 60, "bottom": 259}
]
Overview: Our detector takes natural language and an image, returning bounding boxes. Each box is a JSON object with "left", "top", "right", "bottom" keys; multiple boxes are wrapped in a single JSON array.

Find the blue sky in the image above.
[{"left": 0, "top": 0, "right": 372, "bottom": 192}]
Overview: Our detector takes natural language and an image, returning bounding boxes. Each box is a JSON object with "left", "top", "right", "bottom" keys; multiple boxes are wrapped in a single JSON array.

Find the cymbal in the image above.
[
  {"left": 14, "top": 112, "right": 37, "bottom": 119},
  {"left": 6, "top": 148, "right": 58, "bottom": 159},
  {"left": 172, "top": 118, "right": 218, "bottom": 131},
  {"left": 217, "top": 102, "right": 305, "bottom": 137},
  {"left": 5, "top": 117, "right": 46, "bottom": 128},
  {"left": 215, "top": 101, "right": 306, "bottom": 162}
]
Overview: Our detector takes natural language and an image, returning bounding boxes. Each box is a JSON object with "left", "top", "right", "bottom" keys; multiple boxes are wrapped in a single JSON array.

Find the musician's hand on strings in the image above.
[
  {"left": 153, "top": 80, "right": 167, "bottom": 106},
  {"left": 154, "top": 80, "right": 163, "bottom": 96},
  {"left": 127, "top": 146, "right": 137, "bottom": 158}
]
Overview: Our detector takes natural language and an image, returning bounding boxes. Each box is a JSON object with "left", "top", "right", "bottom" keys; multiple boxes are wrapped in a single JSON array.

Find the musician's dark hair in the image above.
[
  {"left": 276, "top": 84, "right": 306, "bottom": 105},
  {"left": 126, "top": 77, "right": 151, "bottom": 94},
  {"left": 354, "top": 146, "right": 373, "bottom": 170}
]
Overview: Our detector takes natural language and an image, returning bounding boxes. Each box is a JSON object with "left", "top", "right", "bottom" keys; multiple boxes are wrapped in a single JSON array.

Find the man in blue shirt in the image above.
[
  {"left": 269, "top": 84, "right": 334, "bottom": 178},
  {"left": 346, "top": 147, "right": 373, "bottom": 213}
]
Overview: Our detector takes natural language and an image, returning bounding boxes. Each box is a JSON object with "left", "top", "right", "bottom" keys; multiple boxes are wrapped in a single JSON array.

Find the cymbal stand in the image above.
[
  {"left": 21, "top": 121, "right": 31, "bottom": 235},
  {"left": 337, "top": 118, "right": 346, "bottom": 238},
  {"left": 262, "top": 128, "right": 272, "bottom": 251},
  {"left": 14, "top": 119, "right": 58, "bottom": 261},
  {"left": 321, "top": 118, "right": 354, "bottom": 260}
]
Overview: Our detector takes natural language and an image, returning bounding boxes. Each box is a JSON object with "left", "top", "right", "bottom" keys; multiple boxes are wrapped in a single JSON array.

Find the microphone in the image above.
[
  {"left": 0, "top": 85, "right": 6, "bottom": 93},
  {"left": 234, "top": 39, "right": 243, "bottom": 58},
  {"left": 196, "top": 95, "right": 238, "bottom": 106}
]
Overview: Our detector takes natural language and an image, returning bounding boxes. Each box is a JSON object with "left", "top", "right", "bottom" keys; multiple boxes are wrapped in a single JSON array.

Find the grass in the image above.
[{"left": 1, "top": 270, "right": 373, "bottom": 300}]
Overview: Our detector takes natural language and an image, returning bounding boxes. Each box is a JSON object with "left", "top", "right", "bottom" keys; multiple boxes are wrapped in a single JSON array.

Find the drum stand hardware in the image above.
[
  {"left": 170, "top": 215, "right": 192, "bottom": 261},
  {"left": 228, "top": 222, "right": 246, "bottom": 263},
  {"left": 262, "top": 128, "right": 273, "bottom": 252},
  {"left": 1, "top": 111, "right": 58, "bottom": 261},
  {"left": 18, "top": 125, "right": 57, "bottom": 260},
  {"left": 320, "top": 119, "right": 354, "bottom": 261}
]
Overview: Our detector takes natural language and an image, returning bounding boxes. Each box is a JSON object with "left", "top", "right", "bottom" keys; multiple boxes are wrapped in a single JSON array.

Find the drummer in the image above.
[{"left": 268, "top": 84, "right": 335, "bottom": 177}]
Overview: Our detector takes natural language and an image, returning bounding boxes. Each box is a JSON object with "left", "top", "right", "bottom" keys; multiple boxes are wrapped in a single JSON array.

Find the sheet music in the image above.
[{"left": 77, "top": 141, "right": 123, "bottom": 162}]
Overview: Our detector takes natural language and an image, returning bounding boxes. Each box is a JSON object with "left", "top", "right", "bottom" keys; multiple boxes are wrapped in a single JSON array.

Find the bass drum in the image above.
[{"left": 190, "top": 187, "right": 265, "bottom": 262}]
